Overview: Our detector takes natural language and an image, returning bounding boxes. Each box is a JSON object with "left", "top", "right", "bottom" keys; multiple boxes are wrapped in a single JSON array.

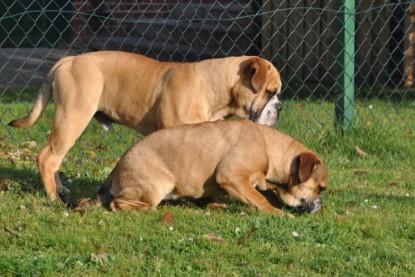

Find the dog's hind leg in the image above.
[
  {"left": 109, "top": 187, "right": 157, "bottom": 211},
  {"left": 110, "top": 198, "right": 152, "bottom": 211},
  {"left": 38, "top": 100, "right": 97, "bottom": 200}
]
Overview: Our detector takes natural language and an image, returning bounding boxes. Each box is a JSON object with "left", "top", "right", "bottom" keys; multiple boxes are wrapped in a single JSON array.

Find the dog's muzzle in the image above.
[
  {"left": 296, "top": 195, "right": 323, "bottom": 214},
  {"left": 252, "top": 95, "right": 282, "bottom": 126}
]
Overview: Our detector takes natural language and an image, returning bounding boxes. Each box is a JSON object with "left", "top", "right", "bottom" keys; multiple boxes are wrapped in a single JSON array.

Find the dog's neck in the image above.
[
  {"left": 260, "top": 126, "right": 307, "bottom": 183},
  {"left": 204, "top": 56, "right": 256, "bottom": 120}
]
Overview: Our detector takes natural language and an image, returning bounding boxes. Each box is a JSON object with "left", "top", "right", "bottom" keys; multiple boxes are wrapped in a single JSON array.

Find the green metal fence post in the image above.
[{"left": 335, "top": 0, "right": 355, "bottom": 130}]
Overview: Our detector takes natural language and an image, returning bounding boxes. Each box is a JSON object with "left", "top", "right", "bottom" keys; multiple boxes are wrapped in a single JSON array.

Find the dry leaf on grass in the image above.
[
  {"left": 354, "top": 146, "right": 369, "bottom": 157},
  {"left": 161, "top": 212, "right": 176, "bottom": 226},
  {"left": 4, "top": 227, "right": 20, "bottom": 238},
  {"left": 6, "top": 149, "right": 26, "bottom": 162},
  {"left": 91, "top": 252, "right": 110, "bottom": 262},
  {"left": 388, "top": 180, "right": 398, "bottom": 186},
  {"left": 5, "top": 148, "right": 35, "bottom": 164},
  {"left": 201, "top": 233, "right": 226, "bottom": 242}
]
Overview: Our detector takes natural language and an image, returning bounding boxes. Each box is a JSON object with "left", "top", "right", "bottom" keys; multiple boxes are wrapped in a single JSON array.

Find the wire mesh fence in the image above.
[{"left": 1, "top": 0, "right": 414, "bottom": 140}]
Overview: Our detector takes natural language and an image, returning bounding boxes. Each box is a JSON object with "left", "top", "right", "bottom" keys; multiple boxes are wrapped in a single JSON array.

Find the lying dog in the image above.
[
  {"left": 97, "top": 120, "right": 328, "bottom": 217},
  {"left": 8, "top": 52, "right": 282, "bottom": 200}
]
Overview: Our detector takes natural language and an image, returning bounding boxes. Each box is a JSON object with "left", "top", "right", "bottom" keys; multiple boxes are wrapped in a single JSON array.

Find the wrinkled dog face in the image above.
[
  {"left": 233, "top": 58, "right": 282, "bottom": 126},
  {"left": 255, "top": 94, "right": 282, "bottom": 126},
  {"left": 274, "top": 152, "right": 328, "bottom": 213}
]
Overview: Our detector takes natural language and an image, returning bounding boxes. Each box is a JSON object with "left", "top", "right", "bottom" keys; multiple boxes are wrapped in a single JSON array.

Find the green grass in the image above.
[{"left": 1, "top": 98, "right": 415, "bottom": 276}]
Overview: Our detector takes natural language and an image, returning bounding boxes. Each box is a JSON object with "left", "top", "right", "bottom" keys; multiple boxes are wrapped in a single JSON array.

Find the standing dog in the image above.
[
  {"left": 97, "top": 120, "right": 328, "bottom": 217},
  {"left": 8, "top": 52, "right": 282, "bottom": 200}
]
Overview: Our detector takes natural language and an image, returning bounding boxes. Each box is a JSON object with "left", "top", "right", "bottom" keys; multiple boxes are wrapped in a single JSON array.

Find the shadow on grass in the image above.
[
  {"left": 0, "top": 166, "right": 105, "bottom": 208},
  {"left": 0, "top": 166, "right": 42, "bottom": 193},
  {"left": 156, "top": 189, "right": 309, "bottom": 218},
  {"left": 0, "top": 165, "right": 236, "bottom": 211},
  {"left": 3, "top": 166, "right": 412, "bottom": 215}
]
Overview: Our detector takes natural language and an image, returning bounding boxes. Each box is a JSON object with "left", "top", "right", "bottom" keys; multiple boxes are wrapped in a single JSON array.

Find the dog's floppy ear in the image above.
[
  {"left": 290, "top": 152, "right": 321, "bottom": 183},
  {"left": 245, "top": 58, "right": 270, "bottom": 93}
]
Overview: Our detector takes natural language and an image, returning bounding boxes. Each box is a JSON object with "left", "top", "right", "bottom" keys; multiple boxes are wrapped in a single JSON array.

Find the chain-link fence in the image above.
[{"left": 1, "top": 0, "right": 414, "bottom": 137}]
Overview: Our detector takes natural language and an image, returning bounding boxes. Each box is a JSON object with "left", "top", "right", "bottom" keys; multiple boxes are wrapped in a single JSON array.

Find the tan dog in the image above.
[
  {"left": 8, "top": 51, "right": 282, "bottom": 200},
  {"left": 97, "top": 120, "right": 328, "bottom": 217}
]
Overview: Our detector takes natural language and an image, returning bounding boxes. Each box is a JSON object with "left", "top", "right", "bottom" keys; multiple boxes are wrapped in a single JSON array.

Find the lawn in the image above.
[{"left": 0, "top": 97, "right": 414, "bottom": 276}]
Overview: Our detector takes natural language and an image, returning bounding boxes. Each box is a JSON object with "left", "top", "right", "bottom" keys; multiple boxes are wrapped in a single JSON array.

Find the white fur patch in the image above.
[
  {"left": 256, "top": 95, "right": 281, "bottom": 126},
  {"left": 164, "top": 192, "right": 181, "bottom": 201},
  {"left": 101, "top": 123, "right": 112, "bottom": 131}
]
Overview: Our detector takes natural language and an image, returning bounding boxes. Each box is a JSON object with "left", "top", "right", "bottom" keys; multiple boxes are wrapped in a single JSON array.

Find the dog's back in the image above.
[{"left": 96, "top": 119, "right": 266, "bottom": 208}]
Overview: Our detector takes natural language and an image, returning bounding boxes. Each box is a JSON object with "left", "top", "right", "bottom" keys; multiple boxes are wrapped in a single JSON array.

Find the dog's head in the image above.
[
  {"left": 274, "top": 152, "right": 328, "bottom": 213},
  {"left": 233, "top": 57, "right": 282, "bottom": 126}
]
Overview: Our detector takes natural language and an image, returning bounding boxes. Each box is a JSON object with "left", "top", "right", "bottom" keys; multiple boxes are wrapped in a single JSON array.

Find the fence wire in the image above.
[{"left": 0, "top": 0, "right": 414, "bottom": 138}]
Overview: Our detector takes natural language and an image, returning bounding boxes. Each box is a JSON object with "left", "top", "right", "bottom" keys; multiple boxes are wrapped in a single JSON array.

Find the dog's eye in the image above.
[{"left": 318, "top": 185, "right": 326, "bottom": 192}]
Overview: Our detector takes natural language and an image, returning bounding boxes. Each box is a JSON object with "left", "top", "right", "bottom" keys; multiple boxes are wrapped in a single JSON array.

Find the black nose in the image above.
[
  {"left": 276, "top": 102, "right": 282, "bottom": 112},
  {"left": 297, "top": 196, "right": 323, "bottom": 214}
]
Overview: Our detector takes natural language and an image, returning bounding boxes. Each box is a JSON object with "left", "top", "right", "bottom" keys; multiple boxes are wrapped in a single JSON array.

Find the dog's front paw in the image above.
[
  {"left": 270, "top": 208, "right": 295, "bottom": 219},
  {"left": 285, "top": 212, "right": 295, "bottom": 219}
]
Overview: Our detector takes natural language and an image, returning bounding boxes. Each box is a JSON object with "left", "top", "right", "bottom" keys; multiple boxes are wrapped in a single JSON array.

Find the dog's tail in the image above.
[{"left": 8, "top": 56, "right": 73, "bottom": 128}]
